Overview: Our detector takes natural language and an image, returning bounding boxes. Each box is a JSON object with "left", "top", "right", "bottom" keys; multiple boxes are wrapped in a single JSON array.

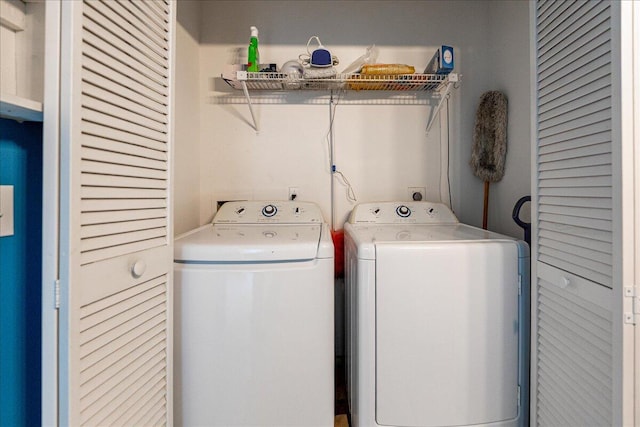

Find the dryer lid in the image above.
[
  {"left": 346, "top": 222, "right": 524, "bottom": 260},
  {"left": 174, "top": 223, "right": 328, "bottom": 263}
]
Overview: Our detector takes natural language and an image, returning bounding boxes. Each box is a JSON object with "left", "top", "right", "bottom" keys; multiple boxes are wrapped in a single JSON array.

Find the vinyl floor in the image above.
[{"left": 335, "top": 356, "right": 349, "bottom": 426}]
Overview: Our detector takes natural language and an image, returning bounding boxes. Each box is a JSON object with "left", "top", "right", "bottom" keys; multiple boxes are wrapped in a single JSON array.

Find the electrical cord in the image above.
[
  {"left": 446, "top": 96, "right": 453, "bottom": 211},
  {"left": 326, "top": 90, "right": 357, "bottom": 203}
]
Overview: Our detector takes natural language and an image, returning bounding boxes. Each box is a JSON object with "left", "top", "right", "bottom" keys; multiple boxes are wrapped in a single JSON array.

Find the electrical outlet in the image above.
[
  {"left": 408, "top": 187, "right": 426, "bottom": 201},
  {"left": 288, "top": 187, "right": 299, "bottom": 201},
  {"left": 0, "top": 185, "right": 14, "bottom": 237}
]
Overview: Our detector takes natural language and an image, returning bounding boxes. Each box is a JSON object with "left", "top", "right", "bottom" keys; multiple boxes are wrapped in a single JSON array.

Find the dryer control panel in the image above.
[
  {"left": 214, "top": 201, "right": 325, "bottom": 224},
  {"left": 348, "top": 201, "right": 459, "bottom": 224}
]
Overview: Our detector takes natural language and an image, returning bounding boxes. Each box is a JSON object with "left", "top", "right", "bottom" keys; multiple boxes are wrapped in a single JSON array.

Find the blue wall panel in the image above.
[{"left": 0, "top": 118, "right": 42, "bottom": 426}]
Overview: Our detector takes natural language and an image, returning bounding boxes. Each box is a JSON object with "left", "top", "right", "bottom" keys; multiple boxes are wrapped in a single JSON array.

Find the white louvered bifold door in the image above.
[
  {"left": 532, "top": 1, "right": 627, "bottom": 426},
  {"left": 58, "top": 1, "right": 175, "bottom": 426}
]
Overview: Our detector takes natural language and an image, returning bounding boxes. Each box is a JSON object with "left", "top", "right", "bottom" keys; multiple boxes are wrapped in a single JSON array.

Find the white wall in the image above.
[
  {"left": 174, "top": 1, "right": 202, "bottom": 236},
  {"left": 173, "top": 0, "right": 531, "bottom": 237},
  {"left": 485, "top": 0, "right": 531, "bottom": 239},
  {"left": 447, "top": 1, "right": 531, "bottom": 239}
]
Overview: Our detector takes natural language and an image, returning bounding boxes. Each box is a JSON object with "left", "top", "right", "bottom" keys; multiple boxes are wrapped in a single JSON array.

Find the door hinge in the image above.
[
  {"left": 623, "top": 286, "right": 638, "bottom": 325},
  {"left": 518, "top": 275, "right": 522, "bottom": 296},
  {"left": 54, "top": 279, "right": 60, "bottom": 309}
]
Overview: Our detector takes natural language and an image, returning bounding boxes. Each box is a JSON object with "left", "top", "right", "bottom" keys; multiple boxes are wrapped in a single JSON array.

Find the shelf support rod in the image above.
[
  {"left": 426, "top": 81, "right": 453, "bottom": 133},
  {"left": 240, "top": 80, "right": 259, "bottom": 132}
]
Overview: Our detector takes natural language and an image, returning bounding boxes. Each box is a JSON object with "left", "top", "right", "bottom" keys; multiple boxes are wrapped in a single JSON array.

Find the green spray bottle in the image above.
[{"left": 247, "top": 26, "right": 259, "bottom": 72}]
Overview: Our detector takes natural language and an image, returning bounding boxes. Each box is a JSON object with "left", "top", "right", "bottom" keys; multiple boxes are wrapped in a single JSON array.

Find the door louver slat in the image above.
[
  {"left": 117, "top": 1, "right": 168, "bottom": 39},
  {"left": 142, "top": 0, "right": 170, "bottom": 17},
  {"left": 538, "top": 138, "right": 610, "bottom": 161},
  {"left": 538, "top": 221, "right": 611, "bottom": 243},
  {"left": 82, "top": 145, "right": 166, "bottom": 169},
  {"left": 539, "top": 27, "right": 609, "bottom": 83},
  {"left": 537, "top": 0, "right": 586, "bottom": 41},
  {"left": 539, "top": 96, "right": 610, "bottom": 132},
  {"left": 82, "top": 122, "right": 167, "bottom": 152},
  {"left": 537, "top": 1, "right": 606, "bottom": 59},
  {"left": 88, "top": 0, "right": 168, "bottom": 55},
  {"left": 538, "top": 119, "right": 612, "bottom": 147},
  {"left": 81, "top": 146, "right": 167, "bottom": 171},
  {"left": 79, "top": 276, "right": 167, "bottom": 426},
  {"left": 538, "top": 237, "right": 611, "bottom": 265},
  {"left": 538, "top": 195, "right": 611, "bottom": 209},
  {"left": 81, "top": 208, "right": 167, "bottom": 226},
  {"left": 81, "top": 134, "right": 167, "bottom": 161},
  {"left": 538, "top": 109, "right": 611, "bottom": 139},
  {"left": 83, "top": 2, "right": 167, "bottom": 73},
  {"left": 535, "top": 279, "right": 612, "bottom": 425},
  {"left": 539, "top": 56, "right": 609, "bottom": 106},
  {"left": 539, "top": 33, "right": 609, "bottom": 92},
  {"left": 538, "top": 337, "right": 611, "bottom": 387},
  {"left": 539, "top": 176, "right": 611, "bottom": 189},
  {"left": 82, "top": 109, "right": 166, "bottom": 142},
  {"left": 82, "top": 82, "right": 168, "bottom": 125},
  {"left": 81, "top": 174, "right": 166, "bottom": 190},
  {"left": 81, "top": 334, "right": 165, "bottom": 400},
  {"left": 81, "top": 94, "right": 167, "bottom": 133},
  {"left": 82, "top": 45, "right": 168, "bottom": 102},
  {"left": 538, "top": 186, "right": 610, "bottom": 197},
  {"left": 538, "top": 132, "right": 610, "bottom": 155},
  {"left": 539, "top": 229, "right": 611, "bottom": 253},
  {"left": 81, "top": 238, "right": 167, "bottom": 265},
  {"left": 539, "top": 214, "right": 611, "bottom": 233},
  {"left": 538, "top": 165, "right": 612, "bottom": 181}
]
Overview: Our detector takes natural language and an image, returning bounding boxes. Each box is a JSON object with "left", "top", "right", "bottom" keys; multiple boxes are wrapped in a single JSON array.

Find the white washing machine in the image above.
[
  {"left": 344, "top": 201, "right": 529, "bottom": 427},
  {"left": 174, "top": 201, "right": 334, "bottom": 427}
]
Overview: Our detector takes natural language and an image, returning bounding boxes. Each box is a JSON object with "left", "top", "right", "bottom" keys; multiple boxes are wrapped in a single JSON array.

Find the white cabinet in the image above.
[{"left": 0, "top": 0, "right": 44, "bottom": 121}]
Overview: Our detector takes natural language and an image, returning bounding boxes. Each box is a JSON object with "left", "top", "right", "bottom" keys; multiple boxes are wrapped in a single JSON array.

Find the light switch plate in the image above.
[{"left": 0, "top": 185, "right": 14, "bottom": 237}]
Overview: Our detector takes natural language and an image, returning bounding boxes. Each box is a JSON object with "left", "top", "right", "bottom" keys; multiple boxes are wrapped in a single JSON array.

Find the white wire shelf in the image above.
[
  {"left": 221, "top": 70, "right": 459, "bottom": 132},
  {"left": 223, "top": 71, "right": 458, "bottom": 92}
]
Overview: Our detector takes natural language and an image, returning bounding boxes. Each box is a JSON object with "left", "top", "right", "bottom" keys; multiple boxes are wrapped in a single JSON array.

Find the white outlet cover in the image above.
[{"left": 0, "top": 185, "right": 14, "bottom": 237}]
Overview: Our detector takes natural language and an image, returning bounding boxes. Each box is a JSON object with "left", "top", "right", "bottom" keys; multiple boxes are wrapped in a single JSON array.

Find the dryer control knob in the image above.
[
  {"left": 396, "top": 205, "right": 411, "bottom": 217},
  {"left": 262, "top": 204, "right": 277, "bottom": 217}
]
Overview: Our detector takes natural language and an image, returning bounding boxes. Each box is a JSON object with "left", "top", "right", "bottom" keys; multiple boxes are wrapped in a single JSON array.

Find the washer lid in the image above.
[{"left": 174, "top": 223, "right": 326, "bottom": 263}]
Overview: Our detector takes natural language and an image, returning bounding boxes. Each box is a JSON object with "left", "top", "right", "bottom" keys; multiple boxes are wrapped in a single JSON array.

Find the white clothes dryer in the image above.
[
  {"left": 344, "top": 201, "right": 529, "bottom": 427},
  {"left": 174, "top": 201, "right": 334, "bottom": 427}
]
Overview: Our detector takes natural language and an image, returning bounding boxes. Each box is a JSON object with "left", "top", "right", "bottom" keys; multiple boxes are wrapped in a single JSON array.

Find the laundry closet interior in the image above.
[{"left": 173, "top": 2, "right": 531, "bottom": 424}]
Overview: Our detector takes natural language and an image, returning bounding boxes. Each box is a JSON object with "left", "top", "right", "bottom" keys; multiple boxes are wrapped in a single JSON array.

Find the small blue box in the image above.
[{"left": 424, "top": 45, "right": 454, "bottom": 74}]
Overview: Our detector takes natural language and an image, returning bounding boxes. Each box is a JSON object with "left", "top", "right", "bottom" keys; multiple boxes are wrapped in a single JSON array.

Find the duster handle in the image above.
[{"left": 483, "top": 181, "right": 489, "bottom": 230}]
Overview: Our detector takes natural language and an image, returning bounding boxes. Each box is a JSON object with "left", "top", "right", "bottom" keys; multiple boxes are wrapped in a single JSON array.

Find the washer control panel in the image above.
[
  {"left": 349, "top": 201, "right": 459, "bottom": 224},
  {"left": 214, "top": 201, "right": 324, "bottom": 224}
]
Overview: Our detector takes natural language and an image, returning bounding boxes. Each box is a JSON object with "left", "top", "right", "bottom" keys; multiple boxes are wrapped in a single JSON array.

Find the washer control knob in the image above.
[
  {"left": 262, "top": 204, "right": 277, "bottom": 217},
  {"left": 396, "top": 205, "right": 411, "bottom": 217}
]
